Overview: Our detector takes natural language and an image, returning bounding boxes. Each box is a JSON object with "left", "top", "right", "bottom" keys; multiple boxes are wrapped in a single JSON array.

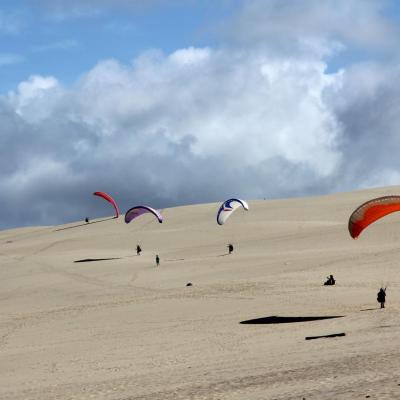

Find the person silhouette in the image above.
[
  {"left": 377, "top": 288, "right": 386, "bottom": 308},
  {"left": 136, "top": 244, "right": 142, "bottom": 256},
  {"left": 228, "top": 244, "right": 234, "bottom": 254},
  {"left": 329, "top": 274, "right": 335, "bottom": 285},
  {"left": 156, "top": 254, "right": 160, "bottom": 267},
  {"left": 324, "top": 274, "right": 335, "bottom": 286},
  {"left": 85, "top": 217, "right": 89, "bottom": 224}
]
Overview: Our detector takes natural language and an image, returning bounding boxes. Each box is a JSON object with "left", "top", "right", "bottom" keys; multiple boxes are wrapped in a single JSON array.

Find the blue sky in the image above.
[
  {"left": 2, "top": 0, "right": 400, "bottom": 228},
  {"left": 0, "top": 1, "right": 240, "bottom": 92}
]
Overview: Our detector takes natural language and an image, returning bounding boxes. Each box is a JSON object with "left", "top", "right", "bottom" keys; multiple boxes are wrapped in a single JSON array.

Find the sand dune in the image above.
[{"left": 2, "top": 186, "right": 400, "bottom": 399}]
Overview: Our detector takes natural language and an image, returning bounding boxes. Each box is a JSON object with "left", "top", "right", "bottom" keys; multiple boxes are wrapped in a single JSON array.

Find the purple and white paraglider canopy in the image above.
[{"left": 125, "top": 206, "right": 163, "bottom": 224}]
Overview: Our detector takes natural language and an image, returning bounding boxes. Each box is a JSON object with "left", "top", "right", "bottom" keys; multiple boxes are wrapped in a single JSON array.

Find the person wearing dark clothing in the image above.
[
  {"left": 377, "top": 288, "right": 386, "bottom": 308},
  {"left": 324, "top": 274, "right": 336, "bottom": 286},
  {"left": 228, "top": 244, "right": 234, "bottom": 254},
  {"left": 85, "top": 217, "right": 89, "bottom": 224},
  {"left": 136, "top": 245, "right": 142, "bottom": 256},
  {"left": 156, "top": 254, "right": 160, "bottom": 267}
]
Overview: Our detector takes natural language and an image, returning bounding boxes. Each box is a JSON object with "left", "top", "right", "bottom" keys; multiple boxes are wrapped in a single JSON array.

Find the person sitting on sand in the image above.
[
  {"left": 136, "top": 244, "right": 142, "bottom": 256},
  {"left": 324, "top": 274, "right": 335, "bottom": 286},
  {"left": 227, "top": 244, "right": 234, "bottom": 254},
  {"left": 377, "top": 288, "right": 386, "bottom": 308}
]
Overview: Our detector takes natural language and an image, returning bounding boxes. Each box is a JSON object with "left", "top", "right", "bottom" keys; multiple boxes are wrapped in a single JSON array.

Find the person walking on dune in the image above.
[
  {"left": 377, "top": 288, "right": 386, "bottom": 308},
  {"left": 136, "top": 244, "right": 142, "bottom": 256},
  {"left": 156, "top": 254, "right": 160, "bottom": 267},
  {"left": 227, "top": 244, "right": 234, "bottom": 254}
]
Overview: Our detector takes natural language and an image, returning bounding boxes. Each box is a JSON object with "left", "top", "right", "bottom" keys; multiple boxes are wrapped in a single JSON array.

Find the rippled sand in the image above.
[{"left": 1, "top": 186, "right": 400, "bottom": 399}]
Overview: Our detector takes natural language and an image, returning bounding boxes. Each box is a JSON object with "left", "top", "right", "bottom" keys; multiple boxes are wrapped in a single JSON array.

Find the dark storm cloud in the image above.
[{"left": 327, "top": 63, "right": 400, "bottom": 190}]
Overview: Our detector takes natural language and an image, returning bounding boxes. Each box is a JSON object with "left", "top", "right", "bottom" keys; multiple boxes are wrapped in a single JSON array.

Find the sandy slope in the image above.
[{"left": 1, "top": 187, "right": 400, "bottom": 399}]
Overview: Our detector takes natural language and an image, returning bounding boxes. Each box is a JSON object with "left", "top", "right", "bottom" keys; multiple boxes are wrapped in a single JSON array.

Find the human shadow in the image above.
[
  {"left": 360, "top": 308, "right": 377, "bottom": 312},
  {"left": 74, "top": 257, "right": 121, "bottom": 263},
  {"left": 54, "top": 217, "right": 116, "bottom": 232},
  {"left": 240, "top": 315, "right": 344, "bottom": 324}
]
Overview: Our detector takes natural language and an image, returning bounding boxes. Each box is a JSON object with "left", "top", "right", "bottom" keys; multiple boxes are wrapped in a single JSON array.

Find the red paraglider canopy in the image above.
[
  {"left": 93, "top": 191, "right": 120, "bottom": 218},
  {"left": 348, "top": 195, "right": 400, "bottom": 239}
]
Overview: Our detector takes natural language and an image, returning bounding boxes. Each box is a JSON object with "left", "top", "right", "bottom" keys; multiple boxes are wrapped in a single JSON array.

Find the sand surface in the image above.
[{"left": 2, "top": 187, "right": 400, "bottom": 399}]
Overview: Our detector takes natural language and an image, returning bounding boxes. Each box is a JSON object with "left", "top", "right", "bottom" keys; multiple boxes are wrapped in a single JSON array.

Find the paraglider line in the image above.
[{"left": 54, "top": 217, "right": 115, "bottom": 231}]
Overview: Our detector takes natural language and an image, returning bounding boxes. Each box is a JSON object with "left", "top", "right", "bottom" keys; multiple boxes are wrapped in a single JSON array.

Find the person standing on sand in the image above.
[
  {"left": 377, "top": 288, "right": 386, "bottom": 308},
  {"left": 227, "top": 244, "right": 234, "bottom": 254},
  {"left": 156, "top": 254, "right": 160, "bottom": 267},
  {"left": 136, "top": 244, "right": 142, "bottom": 256}
]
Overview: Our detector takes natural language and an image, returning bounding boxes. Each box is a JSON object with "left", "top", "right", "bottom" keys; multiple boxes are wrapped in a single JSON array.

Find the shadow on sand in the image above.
[
  {"left": 305, "top": 332, "right": 345, "bottom": 340},
  {"left": 74, "top": 258, "right": 121, "bottom": 263},
  {"left": 54, "top": 217, "right": 116, "bottom": 232},
  {"left": 240, "top": 315, "right": 344, "bottom": 324}
]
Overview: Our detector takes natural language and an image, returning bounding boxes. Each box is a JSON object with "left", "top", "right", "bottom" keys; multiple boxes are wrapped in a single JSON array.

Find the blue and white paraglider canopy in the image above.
[{"left": 216, "top": 198, "right": 249, "bottom": 225}]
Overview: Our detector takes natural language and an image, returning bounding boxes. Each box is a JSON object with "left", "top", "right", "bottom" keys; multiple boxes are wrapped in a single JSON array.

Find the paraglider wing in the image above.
[
  {"left": 348, "top": 195, "right": 400, "bottom": 239},
  {"left": 217, "top": 198, "right": 249, "bottom": 225},
  {"left": 93, "top": 191, "right": 120, "bottom": 218},
  {"left": 125, "top": 206, "right": 163, "bottom": 224}
]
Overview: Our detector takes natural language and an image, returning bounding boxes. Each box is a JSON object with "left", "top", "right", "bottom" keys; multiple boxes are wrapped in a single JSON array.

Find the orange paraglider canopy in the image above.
[{"left": 348, "top": 195, "right": 400, "bottom": 239}]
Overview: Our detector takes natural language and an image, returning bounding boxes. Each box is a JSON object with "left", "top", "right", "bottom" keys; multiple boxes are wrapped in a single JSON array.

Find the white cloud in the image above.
[
  {"left": 8, "top": 75, "right": 61, "bottom": 123},
  {"left": 0, "top": 45, "right": 346, "bottom": 227}
]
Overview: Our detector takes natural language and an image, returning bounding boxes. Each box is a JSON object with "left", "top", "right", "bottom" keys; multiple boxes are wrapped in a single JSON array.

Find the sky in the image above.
[{"left": 2, "top": 0, "right": 400, "bottom": 228}]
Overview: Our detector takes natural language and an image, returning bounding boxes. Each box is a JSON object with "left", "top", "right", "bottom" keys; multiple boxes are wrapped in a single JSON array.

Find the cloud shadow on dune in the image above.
[{"left": 240, "top": 315, "right": 344, "bottom": 324}]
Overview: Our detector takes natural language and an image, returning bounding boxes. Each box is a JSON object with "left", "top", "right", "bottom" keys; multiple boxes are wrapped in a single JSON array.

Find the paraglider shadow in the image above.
[
  {"left": 54, "top": 217, "right": 115, "bottom": 232},
  {"left": 305, "top": 332, "right": 345, "bottom": 340},
  {"left": 74, "top": 257, "right": 121, "bottom": 263},
  {"left": 240, "top": 315, "right": 344, "bottom": 324}
]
